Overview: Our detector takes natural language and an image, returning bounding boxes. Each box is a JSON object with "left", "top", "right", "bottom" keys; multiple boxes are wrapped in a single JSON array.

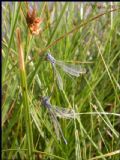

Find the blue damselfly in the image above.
[
  {"left": 41, "top": 96, "right": 76, "bottom": 144},
  {"left": 46, "top": 53, "right": 86, "bottom": 90},
  {"left": 40, "top": 96, "right": 120, "bottom": 144}
]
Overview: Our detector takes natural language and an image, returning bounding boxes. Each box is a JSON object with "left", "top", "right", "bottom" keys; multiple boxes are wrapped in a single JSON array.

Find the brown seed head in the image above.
[{"left": 26, "top": 4, "right": 42, "bottom": 35}]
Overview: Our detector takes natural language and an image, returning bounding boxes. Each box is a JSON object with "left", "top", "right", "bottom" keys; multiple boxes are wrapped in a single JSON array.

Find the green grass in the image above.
[{"left": 2, "top": 2, "right": 120, "bottom": 160}]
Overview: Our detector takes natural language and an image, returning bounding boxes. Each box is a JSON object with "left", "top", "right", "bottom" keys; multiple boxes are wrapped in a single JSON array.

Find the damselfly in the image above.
[
  {"left": 46, "top": 53, "right": 86, "bottom": 90},
  {"left": 40, "top": 96, "right": 120, "bottom": 144},
  {"left": 41, "top": 96, "right": 76, "bottom": 144}
]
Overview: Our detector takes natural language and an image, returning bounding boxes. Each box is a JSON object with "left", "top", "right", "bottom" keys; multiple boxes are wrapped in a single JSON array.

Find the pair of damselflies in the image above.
[
  {"left": 40, "top": 53, "right": 120, "bottom": 144},
  {"left": 41, "top": 52, "right": 83, "bottom": 144}
]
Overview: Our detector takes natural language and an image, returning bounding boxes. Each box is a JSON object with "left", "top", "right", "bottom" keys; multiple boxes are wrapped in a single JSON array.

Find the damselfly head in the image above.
[
  {"left": 46, "top": 53, "right": 55, "bottom": 64},
  {"left": 40, "top": 96, "right": 49, "bottom": 105}
]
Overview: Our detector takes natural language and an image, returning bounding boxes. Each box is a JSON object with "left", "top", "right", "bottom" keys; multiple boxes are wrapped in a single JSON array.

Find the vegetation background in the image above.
[{"left": 2, "top": 2, "right": 120, "bottom": 160}]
